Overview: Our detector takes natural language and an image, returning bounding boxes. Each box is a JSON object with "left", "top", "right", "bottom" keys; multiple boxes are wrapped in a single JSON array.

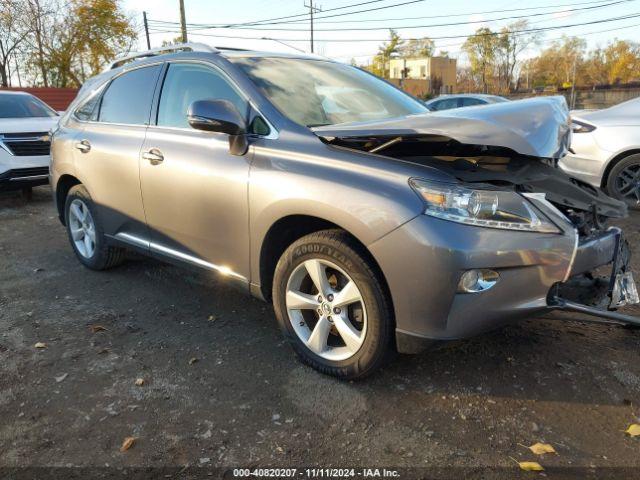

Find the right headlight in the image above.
[{"left": 409, "top": 178, "right": 561, "bottom": 234}]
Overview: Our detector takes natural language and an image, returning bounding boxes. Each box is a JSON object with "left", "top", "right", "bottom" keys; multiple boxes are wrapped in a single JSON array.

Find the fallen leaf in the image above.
[
  {"left": 517, "top": 461, "right": 544, "bottom": 472},
  {"left": 625, "top": 424, "right": 640, "bottom": 437},
  {"left": 135, "top": 378, "right": 144, "bottom": 386},
  {"left": 97, "top": 348, "right": 109, "bottom": 355},
  {"left": 34, "top": 342, "right": 47, "bottom": 349},
  {"left": 526, "top": 443, "right": 557, "bottom": 455},
  {"left": 510, "top": 456, "right": 544, "bottom": 472},
  {"left": 120, "top": 437, "right": 136, "bottom": 452},
  {"left": 207, "top": 315, "right": 217, "bottom": 322},
  {"left": 55, "top": 373, "right": 68, "bottom": 383},
  {"left": 189, "top": 357, "right": 198, "bottom": 365},
  {"left": 90, "top": 325, "right": 107, "bottom": 333}
]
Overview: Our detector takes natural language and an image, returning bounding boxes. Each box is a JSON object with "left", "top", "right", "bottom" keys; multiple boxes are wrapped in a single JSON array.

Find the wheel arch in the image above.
[
  {"left": 55, "top": 174, "right": 82, "bottom": 225},
  {"left": 257, "top": 215, "right": 394, "bottom": 323},
  {"left": 601, "top": 149, "right": 640, "bottom": 189}
]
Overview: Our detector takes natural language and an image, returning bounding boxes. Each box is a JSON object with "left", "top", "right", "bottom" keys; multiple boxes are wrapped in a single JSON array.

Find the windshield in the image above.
[
  {"left": 0, "top": 94, "right": 58, "bottom": 119},
  {"left": 231, "top": 57, "right": 428, "bottom": 127}
]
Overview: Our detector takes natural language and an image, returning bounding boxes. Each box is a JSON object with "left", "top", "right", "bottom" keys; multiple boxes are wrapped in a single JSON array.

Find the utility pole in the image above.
[
  {"left": 570, "top": 56, "right": 577, "bottom": 109},
  {"left": 304, "top": 0, "right": 321, "bottom": 53},
  {"left": 179, "top": 0, "right": 188, "bottom": 43},
  {"left": 143, "top": 11, "right": 151, "bottom": 49}
]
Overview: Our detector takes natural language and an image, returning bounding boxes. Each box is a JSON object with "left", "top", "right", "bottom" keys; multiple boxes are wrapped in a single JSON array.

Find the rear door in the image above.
[
  {"left": 139, "top": 61, "right": 253, "bottom": 280},
  {"left": 73, "top": 64, "right": 162, "bottom": 244}
]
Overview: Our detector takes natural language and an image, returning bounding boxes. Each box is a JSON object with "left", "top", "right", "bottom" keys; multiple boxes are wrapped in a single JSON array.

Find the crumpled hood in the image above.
[
  {"left": 0, "top": 116, "right": 60, "bottom": 135},
  {"left": 313, "top": 96, "right": 571, "bottom": 160}
]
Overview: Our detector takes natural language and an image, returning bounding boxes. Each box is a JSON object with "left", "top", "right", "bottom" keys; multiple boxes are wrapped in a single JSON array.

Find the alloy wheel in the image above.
[
  {"left": 68, "top": 198, "right": 96, "bottom": 259},
  {"left": 614, "top": 163, "right": 640, "bottom": 206},
  {"left": 285, "top": 258, "right": 367, "bottom": 361}
]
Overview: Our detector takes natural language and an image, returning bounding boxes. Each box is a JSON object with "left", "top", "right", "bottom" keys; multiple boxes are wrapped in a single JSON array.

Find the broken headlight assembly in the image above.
[{"left": 409, "top": 178, "right": 561, "bottom": 233}]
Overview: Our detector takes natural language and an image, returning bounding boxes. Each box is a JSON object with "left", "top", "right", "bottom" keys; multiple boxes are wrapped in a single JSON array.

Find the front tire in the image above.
[
  {"left": 605, "top": 153, "right": 640, "bottom": 210},
  {"left": 64, "top": 184, "right": 125, "bottom": 270},
  {"left": 272, "top": 229, "right": 394, "bottom": 379}
]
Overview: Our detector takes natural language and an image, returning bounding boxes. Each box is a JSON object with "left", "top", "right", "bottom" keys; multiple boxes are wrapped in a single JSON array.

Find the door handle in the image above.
[
  {"left": 75, "top": 140, "right": 91, "bottom": 153},
  {"left": 142, "top": 149, "right": 164, "bottom": 165}
]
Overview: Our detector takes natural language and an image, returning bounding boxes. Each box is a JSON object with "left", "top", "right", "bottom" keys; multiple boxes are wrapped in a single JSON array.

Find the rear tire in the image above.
[
  {"left": 64, "top": 184, "right": 125, "bottom": 270},
  {"left": 272, "top": 229, "right": 394, "bottom": 380},
  {"left": 605, "top": 153, "right": 640, "bottom": 210}
]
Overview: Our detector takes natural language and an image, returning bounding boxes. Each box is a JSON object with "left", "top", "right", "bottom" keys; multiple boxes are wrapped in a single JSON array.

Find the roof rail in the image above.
[{"left": 108, "top": 42, "right": 219, "bottom": 70}]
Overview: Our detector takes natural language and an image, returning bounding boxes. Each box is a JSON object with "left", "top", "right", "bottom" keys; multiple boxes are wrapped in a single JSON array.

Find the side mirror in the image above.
[
  {"left": 187, "top": 99, "right": 247, "bottom": 135},
  {"left": 187, "top": 99, "right": 249, "bottom": 155}
]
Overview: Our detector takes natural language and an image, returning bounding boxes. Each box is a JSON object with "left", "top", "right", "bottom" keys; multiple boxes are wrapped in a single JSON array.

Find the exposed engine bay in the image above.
[{"left": 322, "top": 134, "right": 627, "bottom": 223}]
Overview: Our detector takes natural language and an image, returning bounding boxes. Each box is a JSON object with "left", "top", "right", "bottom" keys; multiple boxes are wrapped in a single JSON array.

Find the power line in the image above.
[
  {"left": 155, "top": 0, "right": 631, "bottom": 31},
  {"left": 333, "top": 20, "right": 640, "bottom": 59},
  {"left": 147, "top": 11, "right": 640, "bottom": 42},
  {"left": 253, "top": 0, "right": 625, "bottom": 25},
  {"left": 148, "top": 0, "right": 428, "bottom": 30}
]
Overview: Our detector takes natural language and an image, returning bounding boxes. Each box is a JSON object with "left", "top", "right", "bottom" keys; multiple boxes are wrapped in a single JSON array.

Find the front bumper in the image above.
[
  {"left": 0, "top": 167, "right": 50, "bottom": 190},
  {"left": 0, "top": 151, "right": 50, "bottom": 191},
  {"left": 369, "top": 209, "right": 632, "bottom": 353}
]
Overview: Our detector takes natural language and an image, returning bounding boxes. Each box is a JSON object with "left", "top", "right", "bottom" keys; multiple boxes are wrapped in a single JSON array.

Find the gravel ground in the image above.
[{"left": 0, "top": 187, "right": 639, "bottom": 479}]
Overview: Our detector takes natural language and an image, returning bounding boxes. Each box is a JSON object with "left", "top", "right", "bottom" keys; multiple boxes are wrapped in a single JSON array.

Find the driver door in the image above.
[{"left": 139, "top": 62, "right": 252, "bottom": 280}]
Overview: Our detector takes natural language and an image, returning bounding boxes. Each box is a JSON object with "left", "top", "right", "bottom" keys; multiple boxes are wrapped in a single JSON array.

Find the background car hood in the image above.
[
  {"left": 313, "top": 96, "right": 571, "bottom": 159},
  {"left": 0, "top": 117, "right": 60, "bottom": 134}
]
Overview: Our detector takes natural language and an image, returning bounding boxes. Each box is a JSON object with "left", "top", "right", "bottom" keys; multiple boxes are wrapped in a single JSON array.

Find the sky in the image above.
[{"left": 122, "top": 0, "right": 640, "bottom": 64}]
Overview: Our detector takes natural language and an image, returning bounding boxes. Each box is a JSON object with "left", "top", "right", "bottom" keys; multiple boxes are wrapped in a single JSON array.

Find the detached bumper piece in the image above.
[
  {"left": 549, "top": 227, "right": 640, "bottom": 327},
  {"left": 0, "top": 167, "right": 50, "bottom": 190}
]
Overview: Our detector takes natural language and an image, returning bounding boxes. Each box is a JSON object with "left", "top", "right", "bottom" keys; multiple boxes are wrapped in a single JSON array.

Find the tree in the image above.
[
  {"left": 21, "top": 0, "right": 136, "bottom": 87},
  {"left": 495, "top": 20, "right": 541, "bottom": 92},
  {"left": 400, "top": 38, "right": 435, "bottom": 58},
  {"left": 372, "top": 29, "right": 403, "bottom": 77},
  {"left": 603, "top": 40, "right": 640, "bottom": 84},
  {"left": 0, "top": 1, "right": 32, "bottom": 87},
  {"left": 463, "top": 28, "right": 498, "bottom": 93},
  {"left": 24, "top": 0, "right": 52, "bottom": 86},
  {"left": 529, "top": 36, "right": 586, "bottom": 87}
]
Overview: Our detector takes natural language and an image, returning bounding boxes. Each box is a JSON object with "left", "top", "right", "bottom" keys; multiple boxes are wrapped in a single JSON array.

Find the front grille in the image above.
[
  {"left": 1, "top": 132, "right": 51, "bottom": 157},
  {"left": 0, "top": 167, "right": 49, "bottom": 180}
]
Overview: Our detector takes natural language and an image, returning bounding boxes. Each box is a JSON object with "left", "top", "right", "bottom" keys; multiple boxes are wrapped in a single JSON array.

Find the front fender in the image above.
[{"left": 248, "top": 137, "right": 431, "bottom": 288}]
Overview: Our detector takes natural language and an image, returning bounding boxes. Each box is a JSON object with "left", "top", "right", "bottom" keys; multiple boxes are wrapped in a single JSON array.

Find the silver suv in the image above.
[{"left": 51, "top": 44, "right": 639, "bottom": 379}]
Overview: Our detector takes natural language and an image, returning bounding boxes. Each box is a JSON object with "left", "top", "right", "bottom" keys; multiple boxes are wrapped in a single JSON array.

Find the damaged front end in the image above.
[{"left": 314, "top": 96, "right": 640, "bottom": 325}]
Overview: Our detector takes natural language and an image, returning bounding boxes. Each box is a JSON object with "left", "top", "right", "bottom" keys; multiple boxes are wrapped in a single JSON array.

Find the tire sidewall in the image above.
[
  {"left": 273, "top": 233, "right": 390, "bottom": 378},
  {"left": 606, "top": 154, "right": 640, "bottom": 210},
  {"left": 64, "top": 185, "right": 105, "bottom": 269}
]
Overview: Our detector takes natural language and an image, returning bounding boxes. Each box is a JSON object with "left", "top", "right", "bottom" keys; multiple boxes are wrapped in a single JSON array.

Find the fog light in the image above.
[{"left": 458, "top": 269, "right": 500, "bottom": 293}]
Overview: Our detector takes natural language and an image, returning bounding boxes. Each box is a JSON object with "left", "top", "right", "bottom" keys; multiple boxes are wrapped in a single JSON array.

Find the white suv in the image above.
[{"left": 0, "top": 91, "right": 60, "bottom": 193}]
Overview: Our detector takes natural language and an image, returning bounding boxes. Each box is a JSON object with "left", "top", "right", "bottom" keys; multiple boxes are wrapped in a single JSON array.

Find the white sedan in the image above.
[
  {"left": 0, "top": 91, "right": 60, "bottom": 194},
  {"left": 560, "top": 97, "right": 640, "bottom": 209}
]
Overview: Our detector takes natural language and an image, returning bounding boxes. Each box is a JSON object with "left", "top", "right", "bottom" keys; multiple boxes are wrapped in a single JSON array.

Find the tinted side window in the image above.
[
  {"left": 461, "top": 97, "right": 485, "bottom": 107},
  {"left": 432, "top": 98, "right": 459, "bottom": 111},
  {"left": 157, "top": 63, "right": 249, "bottom": 129},
  {"left": 98, "top": 65, "right": 161, "bottom": 124}
]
